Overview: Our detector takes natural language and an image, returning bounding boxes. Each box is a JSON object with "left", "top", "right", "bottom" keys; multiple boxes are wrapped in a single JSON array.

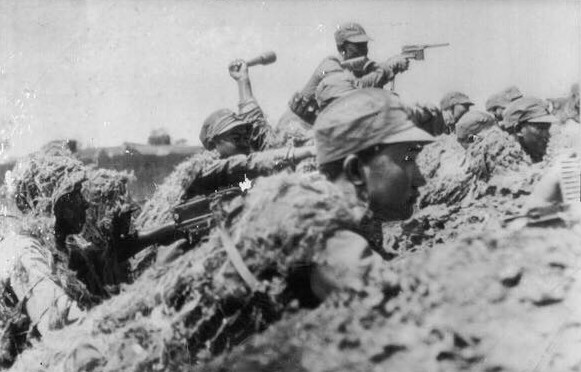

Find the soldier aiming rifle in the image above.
[{"left": 114, "top": 186, "right": 244, "bottom": 263}]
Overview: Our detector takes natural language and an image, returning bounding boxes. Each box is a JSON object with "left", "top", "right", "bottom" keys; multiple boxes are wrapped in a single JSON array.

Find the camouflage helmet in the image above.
[
  {"left": 199, "top": 109, "right": 251, "bottom": 150},
  {"left": 501, "top": 96, "right": 559, "bottom": 130},
  {"left": 456, "top": 111, "right": 497, "bottom": 143},
  {"left": 8, "top": 150, "right": 86, "bottom": 214},
  {"left": 485, "top": 86, "right": 523, "bottom": 111},
  {"left": 314, "top": 88, "right": 434, "bottom": 164},
  {"left": 440, "top": 91, "right": 474, "bottom": 111}
]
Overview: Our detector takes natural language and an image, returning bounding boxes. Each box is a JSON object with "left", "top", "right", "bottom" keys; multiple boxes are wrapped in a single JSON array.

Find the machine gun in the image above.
[
  {"left": 115, "top": 187, "right": 243, "bottom": 262},
  {"left": 401, "top": 43, "right": 450, "bottom": 61}
]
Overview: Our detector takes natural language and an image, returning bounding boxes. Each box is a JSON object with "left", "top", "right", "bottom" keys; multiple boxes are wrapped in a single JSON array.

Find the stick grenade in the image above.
[{"left": 246, "top": 51, "right": 277, "bottom": 67}]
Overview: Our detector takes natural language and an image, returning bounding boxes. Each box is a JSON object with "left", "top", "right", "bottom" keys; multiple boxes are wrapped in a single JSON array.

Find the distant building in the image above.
[{"left": 1, "top": 142, "right": 204, "bottom": 204}]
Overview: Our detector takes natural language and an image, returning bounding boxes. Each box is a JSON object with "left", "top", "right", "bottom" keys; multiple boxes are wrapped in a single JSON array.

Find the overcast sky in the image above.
[{"left": 0, "top": 0, "right": 579, "bottom": 160}]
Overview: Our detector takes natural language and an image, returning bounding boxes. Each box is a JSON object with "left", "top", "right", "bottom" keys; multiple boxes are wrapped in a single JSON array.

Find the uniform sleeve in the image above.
[
  {"left": 299, "top": 57, "right": 344, "bottom": 100},
  {"left": 185, "top": 147, "right": 297, "bottom": 196},
  {"left": 238, "top": 99, "right": 277, "bottom": 151},
  {"left": 353, "top": 61, "right": 396, "bottom": 89},
  {"left": 9, "top": 238, "right": 83, "bottom": 335},
  {"left": 408, "top": 103, "right": 446, "bottom": 136}
]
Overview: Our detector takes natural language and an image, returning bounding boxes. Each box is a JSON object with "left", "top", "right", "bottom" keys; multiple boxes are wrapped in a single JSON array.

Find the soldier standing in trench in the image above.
[{"left": 289, "top": 22, "right": 410, "bottom": 124}]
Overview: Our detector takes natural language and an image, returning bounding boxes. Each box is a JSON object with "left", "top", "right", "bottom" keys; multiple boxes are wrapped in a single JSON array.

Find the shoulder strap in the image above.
[{"left": 217, "top": 224, "right": 261, "bottom": 292}]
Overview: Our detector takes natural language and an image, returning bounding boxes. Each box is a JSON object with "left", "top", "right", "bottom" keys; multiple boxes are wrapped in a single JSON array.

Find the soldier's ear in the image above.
[{"left": 343, "top": 154, "right": 366, "bottom": 187}]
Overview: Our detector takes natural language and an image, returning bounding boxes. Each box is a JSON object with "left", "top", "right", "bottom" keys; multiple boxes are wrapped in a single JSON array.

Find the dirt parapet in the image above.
[
  {"left": 199, "top": 219, "right": 581, "bottom": 372},
  {"left": 10, "top": 172, "right": 364, "bottom": 371}
]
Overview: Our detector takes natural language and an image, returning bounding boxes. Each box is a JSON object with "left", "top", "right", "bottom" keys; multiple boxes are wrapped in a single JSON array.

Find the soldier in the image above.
[
  {"left": 289, "top": 22, "right": 410, "bottom": 124},
  {"left": 312, "top": 88, "right": 434, "bottom": 289},
  {"left": 501, "top": 96, "right": 558, "bottom": 163},
  {"left": 0, "top": 154, "right": 89, "bottom": 365},
  {"left": 185, "top": 59, "right": 316, "bottom": 197},
  {"left": 6, "top": 90, "right": 436, "bottom": 372},
  {"left": 135, "top": 59, "right": 316, "bottom": 252},
  {"left": 440, "top": 91, "right": 474, "bottom": 134},
  {"left": 485, "top": 86, "right": 523, "bottom": 121},
  {"left": 455, "top": 110, "right": 498, "bottom": 149}
]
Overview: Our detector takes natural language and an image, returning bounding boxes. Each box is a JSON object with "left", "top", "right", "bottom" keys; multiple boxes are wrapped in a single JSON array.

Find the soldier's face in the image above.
[
  {"left": 214, "top": 126, "right": 251, "bottom": 158},
  {"left": 519, "top": 122, "right": 551, "bottom": 162},
  {"left": 490, "top": 107, "right": 504, "bottom": 121},
  {"left": 361, "top": 142, "right": 425, "bottom": 221},
  {"left": 55, "top": 190, "right": 88, "bottom": 234},
  {"left": 341, "top": 42, "right": 368, "bottom": 60}
]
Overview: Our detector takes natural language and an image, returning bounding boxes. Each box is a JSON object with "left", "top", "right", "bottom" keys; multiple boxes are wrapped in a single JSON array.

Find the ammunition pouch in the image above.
[{"left": 289, "top": 92, "right": 319, "bottom": 125}]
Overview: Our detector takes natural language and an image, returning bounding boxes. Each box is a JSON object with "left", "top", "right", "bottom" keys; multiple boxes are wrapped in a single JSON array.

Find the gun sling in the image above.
[{"left": 217, "top": 225, "right": 260, "bottom": 291}]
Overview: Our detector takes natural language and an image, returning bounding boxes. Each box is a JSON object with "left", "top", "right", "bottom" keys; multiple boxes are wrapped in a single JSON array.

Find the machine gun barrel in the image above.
[{"left": 114, "top": 186, "right": 244, "bottom": 262}]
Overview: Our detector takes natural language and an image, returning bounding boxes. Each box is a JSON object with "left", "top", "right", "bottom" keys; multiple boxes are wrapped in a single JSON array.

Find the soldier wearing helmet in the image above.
[
  {"left": 186, "top": 59, "right": 316, "bottom": 198},
  {"left": 440, "top": 91, "right": 474, "bottom": 134},
  {"left": 501, "top": 96, "right": 559, "bottom": 163},
  {"left": 485, "top": 86, "right": 523, "bottom": 121},
  {"left": 0, "top": 152, "right": 89, "bottom": 365}
]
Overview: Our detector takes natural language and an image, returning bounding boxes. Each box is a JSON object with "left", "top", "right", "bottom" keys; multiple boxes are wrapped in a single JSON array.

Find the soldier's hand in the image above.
[
  {"left": 386, "top": 55, "right": 410, "bottom": 74},
  {"left": 228, "top": 59, "right": 249, "bottom": 81},
  {"left": 106, "top": 204, "right": 137, "bottom": 240}
]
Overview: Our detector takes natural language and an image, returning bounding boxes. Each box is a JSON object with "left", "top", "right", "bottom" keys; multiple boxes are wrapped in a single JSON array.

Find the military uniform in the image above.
[
  {"left": 290, "top": 22, "right": 407, "bottom": 123},
  {"left": 0, "top": 234, "right": 84, "bottom": 337},
  {"left": 201, "top": 98, "right": 277, "bottom": 153},
  {"left": 301, "top": 55, "right": 398, "bottom": 110},
  {"left": 182, "top": 146, "right": 304, "bottom": 198}
]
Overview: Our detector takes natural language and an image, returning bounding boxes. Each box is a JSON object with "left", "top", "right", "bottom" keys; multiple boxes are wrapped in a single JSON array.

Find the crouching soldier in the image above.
[
  {"left": 311, "top": 88, "right": 434, "bottom": 295},
  {"left": 0, "top": 155, "right": 91, "bottom": 366}
]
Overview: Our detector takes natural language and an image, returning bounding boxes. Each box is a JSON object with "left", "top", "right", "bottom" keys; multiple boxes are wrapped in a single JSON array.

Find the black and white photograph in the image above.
[{"left": 0, "top": 0, "right": 580, "bottom": 371}]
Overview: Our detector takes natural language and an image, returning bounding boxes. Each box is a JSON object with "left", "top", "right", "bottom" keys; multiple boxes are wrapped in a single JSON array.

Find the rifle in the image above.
[
  {"left": 502, "top": 203, "right": 569, "bottom": 228},
  {"left": 401, "top": 43, "right": 450, "bottom": 61},
  {"left": 115, "top": 186, "right": 243, "bottom": 262}
]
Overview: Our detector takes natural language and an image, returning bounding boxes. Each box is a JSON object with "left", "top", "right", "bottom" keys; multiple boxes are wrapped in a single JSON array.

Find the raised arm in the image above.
[{"left": 229, "top": 59, "right": 276, "bottom": 150}]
